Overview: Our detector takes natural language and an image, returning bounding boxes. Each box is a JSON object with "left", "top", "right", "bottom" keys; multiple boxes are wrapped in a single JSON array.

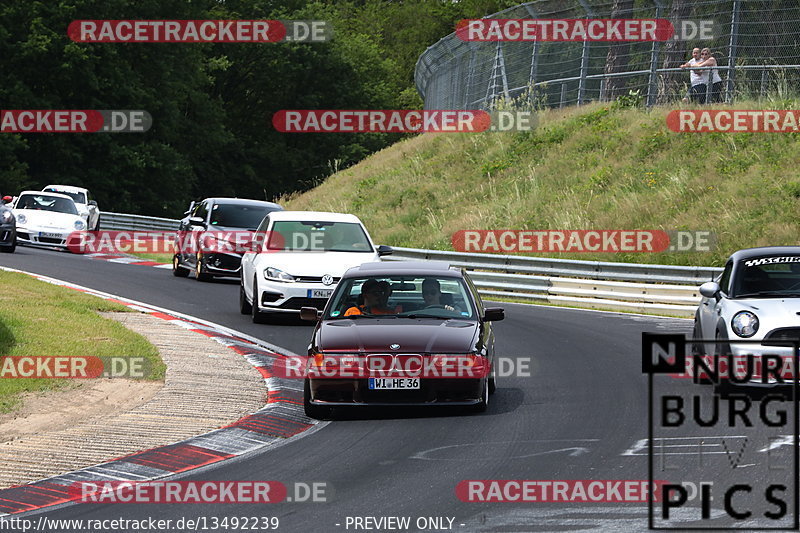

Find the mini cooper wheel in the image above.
[
  {"left": 304, "top": 379, "right": 332, "bottom": 419},
  {"left": 172, "top": 254, "right": 189, "bottom": 277}
]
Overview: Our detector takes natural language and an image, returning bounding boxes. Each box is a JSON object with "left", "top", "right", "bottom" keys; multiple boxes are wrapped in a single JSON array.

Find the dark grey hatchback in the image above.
[{"left": 299, "top": 261, "right": 504, "bottom": 419}]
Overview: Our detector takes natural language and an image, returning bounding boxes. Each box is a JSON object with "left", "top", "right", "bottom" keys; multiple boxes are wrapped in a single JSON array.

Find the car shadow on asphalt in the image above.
[{"left": 325, "top": 387, "right": 526, "bottom": 421}]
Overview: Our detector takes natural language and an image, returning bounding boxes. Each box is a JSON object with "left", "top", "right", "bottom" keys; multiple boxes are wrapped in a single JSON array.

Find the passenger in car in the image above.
[{"left": 344, "top": 279, "right": 401, "bottom": 316}]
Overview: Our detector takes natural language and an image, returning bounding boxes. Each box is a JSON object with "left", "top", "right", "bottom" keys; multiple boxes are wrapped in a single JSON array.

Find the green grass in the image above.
[
  {"left": 0, "top": 270, "right": 165, "bottom": 413},
  {"left": 281, "top": 99, "right": 800, "bottom": 267},
  {"left": 128, "top": 252, "right": 173, "bottom": 263}
]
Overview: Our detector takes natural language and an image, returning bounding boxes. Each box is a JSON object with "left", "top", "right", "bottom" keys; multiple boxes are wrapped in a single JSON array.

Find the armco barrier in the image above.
[
  {"left": 102, "top": 212, "right": 180, "bottom": 232},
  {"left": 101, "top": 212, "right": 721, "bottom": 317},
  {"left": 385, "top": 247, "right": 722, "bottom": 318}
]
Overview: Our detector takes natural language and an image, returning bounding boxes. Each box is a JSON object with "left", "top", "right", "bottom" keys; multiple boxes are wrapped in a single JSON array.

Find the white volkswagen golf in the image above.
[{"left": 239, "top": 211, "right": 392, "bottom": 322}]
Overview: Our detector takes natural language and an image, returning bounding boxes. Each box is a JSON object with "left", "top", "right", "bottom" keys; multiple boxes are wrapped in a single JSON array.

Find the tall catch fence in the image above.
[{"left": 415, "top": 0, "right": 800, "bottom": 109}]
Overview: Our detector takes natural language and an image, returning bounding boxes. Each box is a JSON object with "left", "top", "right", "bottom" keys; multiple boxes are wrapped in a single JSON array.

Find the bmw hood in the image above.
[
  {"left": 13, "top": 210, "right": 82, "bottom": 229},
  {"left": 318, "top": 319, "right": 478, "bottom": 353},
  {"left": 259, "top": 252, "right": 379, "bottom": 278}
]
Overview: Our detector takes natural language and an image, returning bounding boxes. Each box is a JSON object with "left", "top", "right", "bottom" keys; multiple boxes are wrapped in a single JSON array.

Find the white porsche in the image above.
[
  {"left": 12, "top": 191, "right": 87, "bottom": 250},
  {"left": 239, "top": 211, "right": 392, "bottom": 322}
]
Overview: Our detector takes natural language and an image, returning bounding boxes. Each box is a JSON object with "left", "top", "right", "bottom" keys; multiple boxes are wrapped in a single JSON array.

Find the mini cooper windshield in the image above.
[
  {"left": 734, "top": 255, "right": 800, "bottom": 298},
  {"left": 325, "top": 275, "right": 476, "bottom": 319}
]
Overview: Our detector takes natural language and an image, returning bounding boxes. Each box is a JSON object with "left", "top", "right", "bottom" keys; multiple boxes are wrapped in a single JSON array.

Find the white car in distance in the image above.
[
  {"left": 239, "top": 211, "right": 392, "bottom": 322},
  {"left": 42, "top": 185, "right": 100, "bottom": 231},
  {"left": 12, "top": 191, "right": 87, "bottom": 249}
]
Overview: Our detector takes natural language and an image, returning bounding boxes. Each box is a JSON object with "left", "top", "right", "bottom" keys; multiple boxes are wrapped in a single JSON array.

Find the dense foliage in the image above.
[{"left": 0, "top": 0, "right": 518, "bottom": 216}]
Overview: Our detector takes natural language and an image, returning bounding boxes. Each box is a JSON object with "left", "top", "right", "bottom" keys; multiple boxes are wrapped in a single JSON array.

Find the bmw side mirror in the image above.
[
  {"left": 188, "top": 216, "right": 205, "bottom": 227},
  {"left": 376, "top": 245, "right": 393, "bottom": 257},
  {"left": 89, "top": 200, "right": 98, "bottom": 207},
  {"left": 483, "top": 307, "right": 504, "bottom": 322},
  {"left": 300, "top": 307, "right": 319, "bottom": 321},
  {"left": 699, "top": 281, "right": 720, "bottom": 299}
]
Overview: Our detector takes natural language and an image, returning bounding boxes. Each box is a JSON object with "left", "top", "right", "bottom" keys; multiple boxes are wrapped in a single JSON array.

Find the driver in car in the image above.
[
  {"left": 344, "top": 279, "right": 401, "bottom": 316},
  {"left": 422, "top": 279, "right": 456, "bottom": 311}
]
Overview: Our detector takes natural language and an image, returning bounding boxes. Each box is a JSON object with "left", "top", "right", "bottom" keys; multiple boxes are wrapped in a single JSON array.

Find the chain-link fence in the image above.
[{"left": 415, "top": 0, "right": 800, "bottom": 110}]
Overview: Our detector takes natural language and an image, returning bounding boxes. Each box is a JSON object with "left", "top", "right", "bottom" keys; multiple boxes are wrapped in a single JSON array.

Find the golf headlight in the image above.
[
  {"left": 0, "top": 211, "right": 12, "bottom": 223},
  {"left": 16, "top": 213, "right": 26, "bottom": 224},
  {"left": 74, "top": 219, "right": 86, "bottom": 230},
  {"left": 264, "top": 267, "right": 295, "bottom": 282},
  {"left": 731, "top": 311, "right": 759, "bottom": 338}
]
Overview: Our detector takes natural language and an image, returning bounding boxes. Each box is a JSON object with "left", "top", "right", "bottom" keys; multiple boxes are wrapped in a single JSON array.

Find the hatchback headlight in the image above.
[
  {"left": 16, "top": 213, "right": 26, "bottom": 224},
  {"left": 731, "top": 311, "right": 759, "bottom": 338},
  {"left": 264, "top": 267, "right": 295, "bottom": 282},
  {"left": 74, "top": 219, "right": 86, "bottom": 230},
  {"left": 0, "top": 211, "right": 12, "bottom": 223}
]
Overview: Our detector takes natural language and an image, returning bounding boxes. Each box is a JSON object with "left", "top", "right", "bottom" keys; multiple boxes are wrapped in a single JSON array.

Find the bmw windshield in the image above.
[{"left": 325, "top": 275, "right": 476, "bottom": 319}]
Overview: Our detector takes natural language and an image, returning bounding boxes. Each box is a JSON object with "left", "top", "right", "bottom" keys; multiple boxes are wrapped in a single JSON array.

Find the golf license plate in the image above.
[
  {"left": 369, "top": 378, "right": 420, "bottom": 390},
  {"left": 308, "top": 289, "right": 334, "bottom": 298}
]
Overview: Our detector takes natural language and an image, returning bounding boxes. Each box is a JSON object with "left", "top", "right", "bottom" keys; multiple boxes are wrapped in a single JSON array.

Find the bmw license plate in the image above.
[
  {"left": 39, "top": 232, "right": 62, "bottom": 239},
  {"left": 369, "top": 378, "right": 420, "bottom": 390},
  {"left": 308, "top": 289, "right": 334, "bottom": 298}
]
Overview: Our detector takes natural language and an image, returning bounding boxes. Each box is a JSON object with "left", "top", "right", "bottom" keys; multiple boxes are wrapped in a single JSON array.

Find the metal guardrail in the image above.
[
  {"left": 102, "top": 212, "right": 719, "bottom": 317},
  {"left": 102, "top": 212, "right": 180, "bottom": 232},
  {"left": 386, "top": 247, "right": 721, "bottom": 317}
]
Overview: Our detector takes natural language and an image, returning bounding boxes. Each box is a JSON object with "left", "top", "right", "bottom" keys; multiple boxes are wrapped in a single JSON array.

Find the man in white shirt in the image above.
[{"left": 680, "top": 48, "right": 705, "bottom": 103}]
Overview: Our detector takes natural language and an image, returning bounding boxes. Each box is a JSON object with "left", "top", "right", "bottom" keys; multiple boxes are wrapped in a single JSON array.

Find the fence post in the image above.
[
  {"left": 646, "top": 0, "right": 665, "bottom": 107},
  {"left": 726, "top": 0, "right": 741, "bottom": 103},
  {"left": 560, "top": 82, "right": 567, "bottom": 108},
  {"left": 599, "top": 78, "right": 607, "bottom": 102},
  {"left": 705, "top": 71, "right": 713, "bottom": 103},
  {"left": 759, "top": 66, "right": 768, "bottom": 99},
  {"left": 577, "top": 0, "right": 594, "bottom": 106}
]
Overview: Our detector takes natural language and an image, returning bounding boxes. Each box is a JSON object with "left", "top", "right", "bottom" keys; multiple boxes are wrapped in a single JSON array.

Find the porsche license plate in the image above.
[
  {"left": 39, "top": 232, "right": 62, "bottom": 239},
  {"left": 308, "top": 289, "right": 334, "bottom": 298},
  {"left": 369, "top": 378, "right": 420, "bottom": 390}
]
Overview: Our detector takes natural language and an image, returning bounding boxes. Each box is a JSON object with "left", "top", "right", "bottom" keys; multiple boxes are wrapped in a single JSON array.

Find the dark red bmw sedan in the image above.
[{"left": 299, "top": 261, "right": 504, "bottom": 419}]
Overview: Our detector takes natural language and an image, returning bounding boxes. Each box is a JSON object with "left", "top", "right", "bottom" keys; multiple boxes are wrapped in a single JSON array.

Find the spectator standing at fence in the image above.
[
  {"left": 680, "top": 48, "right": 706, "bottom": 103},
  {"left": 693, "top": 48, "right": 724, "bottom": 103}
]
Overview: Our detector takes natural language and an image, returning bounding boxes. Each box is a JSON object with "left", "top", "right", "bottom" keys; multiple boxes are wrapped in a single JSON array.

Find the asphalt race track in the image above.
[{"left": 1, "top": 246, "right": 796, "bottom": 532}]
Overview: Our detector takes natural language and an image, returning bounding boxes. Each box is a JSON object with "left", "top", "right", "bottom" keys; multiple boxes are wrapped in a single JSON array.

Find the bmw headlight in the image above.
[
  {"left": 16, "top": 213, "right": 26, "bottom": 224},
  {"left": 0, "top": 211, "right": 12, "bottom": 224},
  {"left": 264, "top": 267, "right": 295, "bottom": 282},
  {"left": 74, "top": 219, "right": 86, "bottom": 230},
  {"left": 731, "top": 311, "right": 759, "bottom": 338}
]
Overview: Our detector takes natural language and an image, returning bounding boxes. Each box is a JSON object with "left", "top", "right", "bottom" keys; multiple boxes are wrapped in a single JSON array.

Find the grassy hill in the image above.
[{"left": 281, "top": 100, "right": 800, "bottom": 267}]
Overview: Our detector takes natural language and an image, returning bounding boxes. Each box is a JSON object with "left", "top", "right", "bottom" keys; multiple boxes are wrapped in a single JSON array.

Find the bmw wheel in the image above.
[{"left": 304, "top": 379, "right": 332, "bottom": 419}]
